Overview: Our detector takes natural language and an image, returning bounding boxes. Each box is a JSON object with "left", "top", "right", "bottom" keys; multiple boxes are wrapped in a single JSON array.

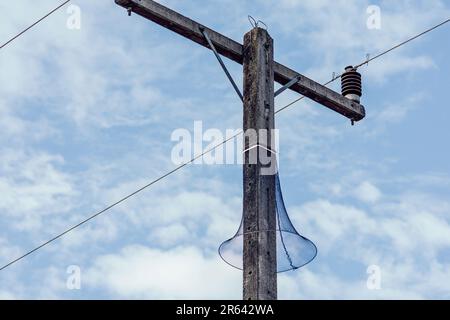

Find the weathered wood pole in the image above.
[{"left": 242, "top": 27, "right": 277, "bottom": 300}]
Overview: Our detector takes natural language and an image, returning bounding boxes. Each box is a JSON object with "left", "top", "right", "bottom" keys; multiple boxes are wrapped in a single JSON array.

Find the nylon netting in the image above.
[{"left": 219, "top": 172, "right": 317, "bottom": 272}]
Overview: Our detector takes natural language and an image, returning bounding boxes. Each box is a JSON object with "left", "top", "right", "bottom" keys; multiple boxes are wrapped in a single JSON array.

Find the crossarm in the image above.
[{"left": 115, "top": 0, "right": 366, "bottom": 121}]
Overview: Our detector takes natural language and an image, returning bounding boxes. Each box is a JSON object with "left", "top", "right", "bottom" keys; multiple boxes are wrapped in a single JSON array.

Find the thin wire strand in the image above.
[
  {"left": 277, "top": 17, "right": 450, "bottom": 114},
  {"left": 275, "top": 78, "right": 336, "bottom": 114},
  {"left": 0, "top": 0, "right": 71, "bottom": 50},
  {"left": 0, "top": 130, "right": 242, "bottom": 272},
  {"left": 354, "top": 18, "right": 450, "bottom": 69}
]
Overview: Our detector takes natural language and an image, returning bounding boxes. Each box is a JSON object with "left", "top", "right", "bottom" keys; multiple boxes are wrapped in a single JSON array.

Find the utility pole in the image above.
[
  {"left": 115, "top": 0, "right": 366, "bottom": 300},
  {"left": 242, "top": 28, "right": 276, "bottom": 300}
]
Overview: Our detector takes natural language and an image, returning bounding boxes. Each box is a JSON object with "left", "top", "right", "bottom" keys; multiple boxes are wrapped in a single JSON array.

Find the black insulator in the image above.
[{"left": 341, "top": 66, "right": 362, "bottom": 103}]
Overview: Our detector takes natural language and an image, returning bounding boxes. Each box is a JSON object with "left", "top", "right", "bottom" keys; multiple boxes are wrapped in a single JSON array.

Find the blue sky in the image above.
[{"left": 0, "top": 0, "right": 450, "bottom": 299}]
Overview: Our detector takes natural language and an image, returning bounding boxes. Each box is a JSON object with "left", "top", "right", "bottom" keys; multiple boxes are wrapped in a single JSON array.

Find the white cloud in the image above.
[
  {"left": 85, "top": 245, "right": 241, "bottom": 299},
  {"left": 292, "top": 199, "right": 377, "bottom": 253},
  {"left": 0, "top": 149, "right": 76, "bottom": 230},
  {"left": 364, "top": 55, "right": 435, "bottom": 83},
  {"left": 279, "top": 268, "right": 425, "bottom": 299},
  {"left": 0, "top": 290, "right": 16, "bottom": 300},
  {"left": 0, "top": 238, "right": 22, "bottom": 266},
  {"left": 59, "top": 215, "right": 119, "bottom": 249},
  {"left": 271, "top": 0, "right": 448, "bottom": 82},
  {"left": 0, "top": 1, "right": 199, "bottom": 131},
  {"left": 148, "top": 224, "right": 190, "bottom": 248},
  {"left": 354, "top": 181, "right": 382, "bottom": 203},
  {"left": 380, "top": 212, "right": 450, "bottom": 255},
  {"left": 287, "top": 192, "right": 450, "bottom": 298},
  {"left": 99, "top": 176, "right": 242, "bottom": 249}
]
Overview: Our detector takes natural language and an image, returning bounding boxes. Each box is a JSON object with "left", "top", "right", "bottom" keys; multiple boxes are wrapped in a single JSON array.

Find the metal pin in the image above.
[{"left": 127, "top": 7, "right": 132, "bottom": 16}]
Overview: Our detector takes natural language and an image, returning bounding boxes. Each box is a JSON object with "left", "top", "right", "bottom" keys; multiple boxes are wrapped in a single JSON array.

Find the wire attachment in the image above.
[
  {"left": 127, "top": 7, "right": 132, "bottom": 16},
  {"left": 257, "top": 20, "right": 268, "bottom": 30},
  {"left": 248, "top": 15, "right": 268, "bottom": 30},
  {"left": 248, "top": 15, "right": 257, "bottom": 28},
  {"left": 242, "top": 144, "right": 278, "bottom": 155}
]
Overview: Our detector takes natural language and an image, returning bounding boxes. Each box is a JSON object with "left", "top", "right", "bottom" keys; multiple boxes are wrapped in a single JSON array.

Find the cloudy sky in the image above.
[{"left": 0, "top": 0, "right": 449, "bottom": 299}]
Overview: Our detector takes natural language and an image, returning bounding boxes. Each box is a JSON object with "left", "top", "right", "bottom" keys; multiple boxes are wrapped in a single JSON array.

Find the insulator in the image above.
[{"left": 341, "top": 66, "right": 362, "bottom": 103}]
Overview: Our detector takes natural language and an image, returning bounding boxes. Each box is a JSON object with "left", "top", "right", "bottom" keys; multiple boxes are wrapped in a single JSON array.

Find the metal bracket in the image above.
[
  {"left": 199, "top": 27, "right": 244, "bottom": 102},
  {"left": 274, "top": 75, "right": 300, "bottom": 97}
]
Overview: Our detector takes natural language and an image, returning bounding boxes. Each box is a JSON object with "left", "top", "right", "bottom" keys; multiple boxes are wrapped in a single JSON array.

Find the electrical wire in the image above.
[
  {"left": 354, "top": 17, "right": 450, "bottom": 70},
  {"left": 0, "top": 14, "right": 449, "bottom": 273},
  {"left": 0, "top": 131, "right": 242, "bottom": 272},
  {"left": 275, "top": 78, "right": 337, "bottom": 114},
  {"left": 0, "top": 0, "right": 71, "bottom": 50},
  {"left": 276, "top": 17, "right": 450, "bottom": 115}
]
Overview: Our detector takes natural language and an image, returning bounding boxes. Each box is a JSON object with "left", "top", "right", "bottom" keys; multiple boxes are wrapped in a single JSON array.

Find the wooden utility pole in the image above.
[
  {"left": 242, "top": 28, "right": 277, "bottom": 300},
  {"left": 115, "top": 0, "right": 366, "bottom": 301}
]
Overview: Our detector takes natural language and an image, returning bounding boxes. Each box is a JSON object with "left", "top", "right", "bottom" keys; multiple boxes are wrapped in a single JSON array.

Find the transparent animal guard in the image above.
[{"left": 219, "top": 173, "right": 317, "bottom": 272}]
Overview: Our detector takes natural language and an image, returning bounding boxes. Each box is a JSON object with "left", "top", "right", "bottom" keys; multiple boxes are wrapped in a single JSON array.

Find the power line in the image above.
[
  {"left": 0, "top": 0, "right": 71, "bottom": 50},
  {"left": 354, "top": 17, "right": 450, "bottom": 69},
  {"left": 277, "top": 17, "right": 450, "bottom": 115},
  {"left": 0, "top": 131, "right": 242, "bottom": 272},
  {"left": 275, "top": 78, "right": 336, "bottom": 114},
  {"left": 1, "top": 14, "right": 449, "bottom": 274},
  {"left": 0, "top": 78, "right": 327, "bottom": 272}
]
